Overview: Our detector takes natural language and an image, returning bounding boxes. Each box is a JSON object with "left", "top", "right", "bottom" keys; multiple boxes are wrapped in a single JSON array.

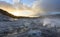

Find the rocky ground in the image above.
[{"left": 0, "top": 14, "right": 60, "bottom": 37}]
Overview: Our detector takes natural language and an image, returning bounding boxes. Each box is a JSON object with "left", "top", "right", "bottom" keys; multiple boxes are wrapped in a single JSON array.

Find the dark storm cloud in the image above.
[
  {"left": 39, "top": 0, "right": 60, "bottom": 12},
  {"left": 32, "top": 0, "right": 60, "bottom": 16},
  {"left": 33, "top": 0, "right": 60, "bottom": 12}
]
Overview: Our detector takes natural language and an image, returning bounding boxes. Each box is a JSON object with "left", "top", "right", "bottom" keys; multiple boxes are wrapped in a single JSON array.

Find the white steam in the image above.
[{"left": 43, "top": 18, "right": 60, "bottom": 28}]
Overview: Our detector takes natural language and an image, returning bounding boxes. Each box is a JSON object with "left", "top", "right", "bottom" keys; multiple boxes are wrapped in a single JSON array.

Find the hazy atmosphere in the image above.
[
  {"left": 0, "top": 0, "right": 60, "bottom": 37},
  {"left": 0, "top": 0, "right": 60, "bottom": 17}
]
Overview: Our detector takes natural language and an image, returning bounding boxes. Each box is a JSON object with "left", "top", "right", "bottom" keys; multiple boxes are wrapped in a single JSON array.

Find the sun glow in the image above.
[
  {"left": 8, "top": 10, "right": 38, "bottom": 17},
  {"left": 0, "top": 0, "right": 42, "bottom": 17}
]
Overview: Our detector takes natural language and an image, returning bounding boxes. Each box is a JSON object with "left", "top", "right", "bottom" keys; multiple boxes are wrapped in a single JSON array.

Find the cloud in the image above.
[
  {"left": 31, "top": 0, "right": 60, "bottom": 16},
  {"left": 1, "top": 0, "right": 60, "bottom": 17},
  {"left": 0, "top": 0, "right": 31, "bottom": 10},
  {"left": 0, "top": 1, "right": 34, "bottom": 17},
  {"left": 32, "top": 0, "right": 60, "bottom": 12},
  {"left": 0, "top": 1, "right": 15, "bottom": 12},
  {"left": 0, "top": 1, "right": 12, "bottom": 7},
  {"left": 0, "top": 1, "right": 26, "bottom": 11},
  {"left": 13, "top": 0, "right": 20, "bottom": 4}
]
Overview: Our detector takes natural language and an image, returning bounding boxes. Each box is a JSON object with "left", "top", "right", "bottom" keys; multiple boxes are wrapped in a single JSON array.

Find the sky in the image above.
[
  {"left": 0, "top": 0, "right": 35, "bottom": 6},
  {"left": 0, "top": 0, "right": 60, "bottom": 17}
]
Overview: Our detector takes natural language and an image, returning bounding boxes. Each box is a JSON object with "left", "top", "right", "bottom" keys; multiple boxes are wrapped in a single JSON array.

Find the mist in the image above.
[
  {"left": 33, "top": 0, "right": 60, "bottom": 11},
  {"left": 0, "top": 0, "right": 60, "bottom": 17},
  {"left": 32, "top": 0, "right": 60, "bottom": 16}
]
